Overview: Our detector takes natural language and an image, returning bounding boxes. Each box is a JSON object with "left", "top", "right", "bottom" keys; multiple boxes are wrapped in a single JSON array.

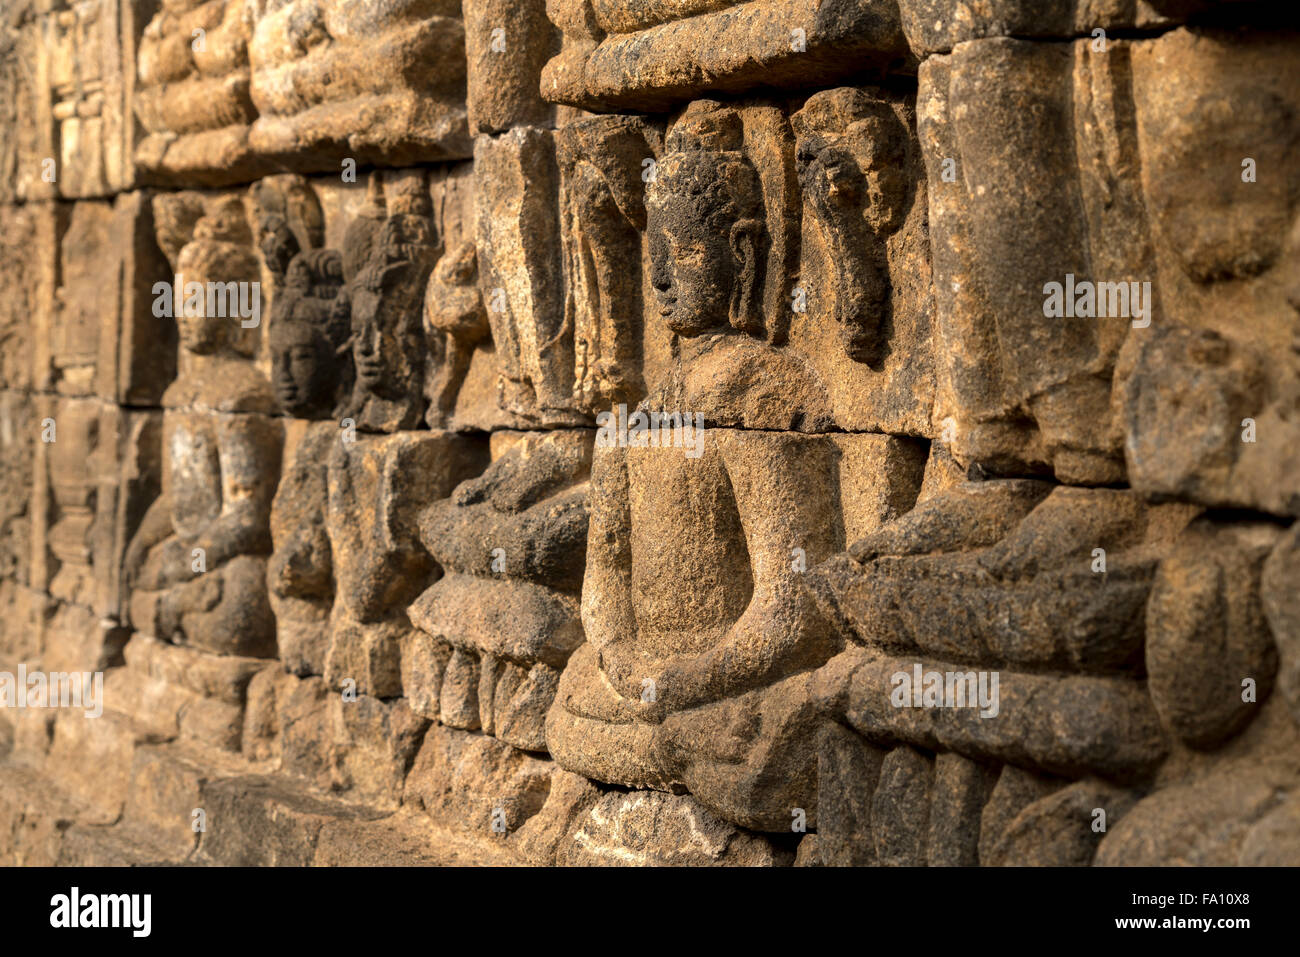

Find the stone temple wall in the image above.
[{"left": 0, "top": 0, "right": 1297, "bottom": 867}]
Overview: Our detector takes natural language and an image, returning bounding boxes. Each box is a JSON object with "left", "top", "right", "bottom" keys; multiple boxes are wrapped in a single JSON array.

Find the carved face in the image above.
[
  {"left": 259, "top": 215, "right": 299, "bottom": 279},
  {"left": 177, "top": 294, "right": 229, "bottom": 356},
  {"left": 647, "top": 153, "right": 761, "bottom": 338},
  {"left": 381, "top": 214, "right": 433, "bottom": 264},
  {"left": 800, "top": 141, "right": 867, "bottom": 224},
  {"left": 350, "top": 285, "right": 398, "bottom": 392},
  {"left": 195, "top": 197, "right": 251, "bottom": 245},
  {"left": 793, "top": 93, "right": 909, "bottom": 366},
  {"left": 343, "top": 210, "right": 433, "bottom": 395},
  {"left": 649, "top": 199, "right": 735, "bottom": 337},
  {"left": 284, "top": 255, "right": 314, "bottom": 293},
  {"left": 175, "top": 198, "right": 257, "bottom": 356},
  {"left": 270, "top": 319, "right": 330, "bottom": 416},
  {"left": 794, "top": 94, "right": 908, "bottom": 237}
]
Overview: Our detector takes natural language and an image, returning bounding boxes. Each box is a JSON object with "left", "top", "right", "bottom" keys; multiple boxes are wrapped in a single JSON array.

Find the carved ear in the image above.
[{"left": 729, "top": 218, "right": 764, "bottom": 337}]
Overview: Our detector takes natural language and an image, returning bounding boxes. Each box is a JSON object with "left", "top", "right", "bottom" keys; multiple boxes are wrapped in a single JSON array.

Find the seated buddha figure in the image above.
[
  {"left": 125, "top": 196, "right": 282, "bottom": 658},
  {"left": 546, "top": 101, "right": 841, "bottom": 831}
]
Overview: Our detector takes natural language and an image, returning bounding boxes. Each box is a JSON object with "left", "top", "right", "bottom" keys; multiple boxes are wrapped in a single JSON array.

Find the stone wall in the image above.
[{"left": 0, "top": 0, "right": 1297, "bottom": 866}]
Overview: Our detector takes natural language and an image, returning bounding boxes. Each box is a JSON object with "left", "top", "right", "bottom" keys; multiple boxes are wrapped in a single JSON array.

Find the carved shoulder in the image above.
[{"left": 681, "top": 335, "right": 834, "bottom": 432}]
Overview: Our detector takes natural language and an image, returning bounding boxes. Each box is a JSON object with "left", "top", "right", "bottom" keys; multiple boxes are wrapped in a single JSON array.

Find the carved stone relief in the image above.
[{"left": 1, "top": 0, "right": 1296, "bottom": 873}]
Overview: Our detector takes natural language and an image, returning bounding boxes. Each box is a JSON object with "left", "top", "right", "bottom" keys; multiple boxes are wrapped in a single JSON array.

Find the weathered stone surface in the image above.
[
  {"left": 1112, "top": 27, "right": 1300, "bottom": 520},
  {"left": 1, "top": 0, "right": 146, "bottom": 201},
  {"left": 927, "top": 751, "right": 997, "bottom": 866},
  {"left": 810, "top": 484, "right": 1198, "bottom": 674},
  {"left": 33, "top": 398, "right": 163, "bottom": 629},
  {"left": 898, "top": 0, "right": 1178, "bottom": 57},
  {"left": 120, "top": 742, "right": 228, "bottom": 859},
  {"left": 815, "top": 721, "right": 883, "bottom": 865},
  {"left": 794, "top": 833, "right": 823, "bottom": 866},
  {"left": 978, "top": 764, "right": 1066, "bottom": 866},
  {"left": 404, "top": 722, "right": 552, "bottom": 839},
  {"left": 195, "top": 773, "right": 387, "bottom": 866},
  {"left": 1146, "top": 519, "right": 1281, "bottom": 748},
  {"left": 134, "top": 0, "right": 264, "bottom": 185},
  {"left": 871, "top": 745, "right": 933, "bottom": 865},
  {"left": 311, "top": 805, "right": 520, "bottom": 865},
  {"left": 267, "top": 422, "right": 335, "bottom": 676},
  {"left": 1238, "top": 794, "right": 1300, "bottom": 866},
  {"left": 0, "top": 766, "right": 86, "bottom": 865},
  {"left": 37, "top": 192, "right": 174, "bottom": 402},
  {"left": 1, "top": 0, "right": 1296, "bottom": 872},
  {"left": 0, "top": 206, "right": 47, "bottom": 392},
  {"left": 1097, "top": 759, "right": 1299, "bottom": 866},
  {"left": 105, "top": 635, "right": 264, "bottom": 752},
  {"left": 542, "top": 0, "right": 913, "bottom": 113},
  {"left": 513, "top": 767, "right": 600, "bottom": 864},
  {"left": 1118, "top": 323, "right": 1300, "bottom": 517},
  {"left": 474, "top": 128, "right": 580, "bottom": 426},
  {"left": 465, "top": 0, "right": 558, "bottom": 135},
  {"left": 42, "top": 708, "right": 142, "bottom": 824},
  {"left": 245, "top": 669, "right": 428, "bottom": 809},
  {"left": 983, "top": 778, "right": 1137, "bottom": 866},
  {"left": 816, "top": 645, "right": 1169, "bottom": 780},
  {"left": 323, "top": 429, "right": 486, "bottom": 697},
  {"left": 556, "top": 789, "right": 793, "bottom": 866},
  {"left": 1262, "top": 524, "right": 1300, "bottom": 729},
  {"left": 247, "top": 0, "right": 471, "bottom": 170},
  {"left": 0, "top": 393, "right": 37, "bottom": 601},
  {"left": 920, "top": 37, "right": 1143, "bottom": 484}
]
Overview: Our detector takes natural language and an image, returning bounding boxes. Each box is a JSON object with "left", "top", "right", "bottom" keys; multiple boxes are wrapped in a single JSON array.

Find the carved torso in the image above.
[{"left": 166, "top": 411, "right": 224, "bottom": 543}]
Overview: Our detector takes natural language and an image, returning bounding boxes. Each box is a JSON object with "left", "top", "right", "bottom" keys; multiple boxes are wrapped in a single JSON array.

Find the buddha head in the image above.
[
  {"left": 346, "top": 173, "right": 436, "bottom": 398},
  {"left": 349, "top": 280, "right": 393, "bottom": 392},
  {"left": 175, "top": 196, "right": 260, "bottom": 358},
  {"left": 793, "top": 88, "right": 909, "bottom": 365},
  {"left": 258, "top": 212, "right": 300, "bottom": 283},
  {"left": 270, "top": 248, "right": 348, "bottom": 417},
  {"left": 647, "top": 103, "right": 767, "bottom": 340},
  {"left": 795, "top": 90, "right": 908, "bottom": 239}
]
